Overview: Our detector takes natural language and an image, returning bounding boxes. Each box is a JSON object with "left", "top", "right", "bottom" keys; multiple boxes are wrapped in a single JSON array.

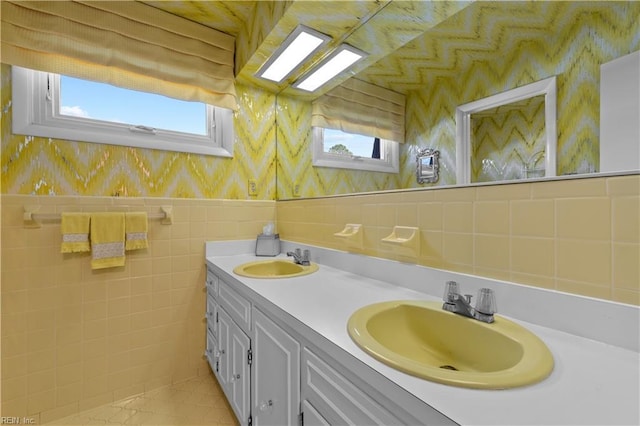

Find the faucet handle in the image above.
[
  {"left": 443, "top": 281, "right": 459, "bottom": 301},
  {"left": 475, "top": 288, "right": 497, "bottom": 315}
]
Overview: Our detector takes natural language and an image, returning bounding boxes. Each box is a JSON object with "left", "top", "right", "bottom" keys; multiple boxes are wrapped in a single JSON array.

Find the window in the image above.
[
  {"left": 312, "top": 127, "right": 399, "bottom": 173},
  {"left": 11, "top": 66, "right": 234, "bottom": 157}
]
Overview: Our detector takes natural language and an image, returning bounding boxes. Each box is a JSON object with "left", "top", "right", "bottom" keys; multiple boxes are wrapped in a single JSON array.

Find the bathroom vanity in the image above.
[{"left": 205, "top": 240, "right": 639, "bottom": 426}]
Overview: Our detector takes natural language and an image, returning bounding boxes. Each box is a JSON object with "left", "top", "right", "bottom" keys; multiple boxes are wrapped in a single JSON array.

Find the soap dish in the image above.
[
  {"left": 381, "top": 226, "right": 420, "bottom": 258},
  {"left": 334, "top": 224, "right": 363, "bottom": 250}
]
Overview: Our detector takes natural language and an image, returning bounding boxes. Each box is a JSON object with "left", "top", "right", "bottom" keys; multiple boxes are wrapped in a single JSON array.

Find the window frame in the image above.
[
  {"left": 11, "top": 66, "right": 234, "bottom": 157},
  {"left": 311, "top": 127, "right": 399, "bottom": 173}
]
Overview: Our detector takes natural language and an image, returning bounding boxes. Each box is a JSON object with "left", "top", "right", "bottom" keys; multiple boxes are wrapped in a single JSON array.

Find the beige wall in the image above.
[
  {"left": 277, "top": 174, "right": 640, "bottom": 306},
  {"left": 0, "top": 194, "right": 275, "bottom": 422}
]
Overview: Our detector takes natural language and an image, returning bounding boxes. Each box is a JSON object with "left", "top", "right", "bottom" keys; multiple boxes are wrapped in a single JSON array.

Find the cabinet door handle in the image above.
[
  {"left": 231, "top": 373, "right": 241, "bottom": 381},
  {"left": 259, "top": 399, "right": 274, "bottom": 412}
]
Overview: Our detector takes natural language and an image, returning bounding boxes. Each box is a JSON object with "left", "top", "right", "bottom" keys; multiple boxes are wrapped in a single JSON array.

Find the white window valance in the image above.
[
  {"left": 1, "top": 0, "right": 237, "bottom": 110},
  {"left": 311, "top": 78, "right": 405, "bottom": 143}
]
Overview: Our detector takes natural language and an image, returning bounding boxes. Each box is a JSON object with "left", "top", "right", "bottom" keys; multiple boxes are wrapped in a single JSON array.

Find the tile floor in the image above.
[{"left": 48, "top": 373, "right": 237, "bottom": 425}]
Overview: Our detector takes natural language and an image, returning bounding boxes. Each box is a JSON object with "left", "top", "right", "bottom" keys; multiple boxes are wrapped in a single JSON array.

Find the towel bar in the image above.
[{"left": 23, "top": 205, "right": 173, "bottom": 228}]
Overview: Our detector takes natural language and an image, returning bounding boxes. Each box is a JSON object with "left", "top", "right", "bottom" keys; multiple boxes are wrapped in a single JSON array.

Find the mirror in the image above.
[
  {"left": 416, "top": 148, "right": 439, "bottom": 184},
  {"left": 455, "top": 77, "right": 557, "bottom": 185},
  {"left": 273, "top": 1, "right": 639, "bottom": 199}
]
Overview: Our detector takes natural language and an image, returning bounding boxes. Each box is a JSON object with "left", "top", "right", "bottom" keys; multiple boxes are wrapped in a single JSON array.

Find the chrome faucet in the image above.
[
  {"left": 442, "top": 281, "right": 497, "bottom": 323},
  {"left": 286, "top": 248, "right": 311, "bottom": 266}
]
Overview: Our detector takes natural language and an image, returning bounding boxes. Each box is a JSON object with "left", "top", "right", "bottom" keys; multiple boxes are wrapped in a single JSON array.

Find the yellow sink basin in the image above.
[
  {"left": 233, "top": 259, "right": 319, "bottom": 279},
  {"left": 347, "top": 300, "right": 553, "bottom": 389}
]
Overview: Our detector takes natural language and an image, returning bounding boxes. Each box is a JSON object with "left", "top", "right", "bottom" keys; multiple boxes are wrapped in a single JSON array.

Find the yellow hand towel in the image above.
[
  {"left": 61, "top": 212, "right": 91, "bottom": 253},
  {"left": 90, "top": 212, "right": 126, "bottom": 269},
  {"left": 125, "top": 212, "right": 148, "bottom": 250}
]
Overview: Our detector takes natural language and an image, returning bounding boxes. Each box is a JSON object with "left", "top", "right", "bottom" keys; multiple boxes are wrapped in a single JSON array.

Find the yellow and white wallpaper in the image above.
[
  {"left": 3, "top": 3, "right": 638, "bottom": 199},
  {"left": 276, "top": 1, "right": 640, "bottom": 197},
  {"left": 275, "top": 94, "right": 402, "bottom": 199},
  {"left": 1, "top": 65, "right": 277, "bottom": 200},
  {"left": 470, "top": 98, "right": 546, "bottom": 182},
  {"left": 400, "top": 1, "right": 640, "bottom": 189}
]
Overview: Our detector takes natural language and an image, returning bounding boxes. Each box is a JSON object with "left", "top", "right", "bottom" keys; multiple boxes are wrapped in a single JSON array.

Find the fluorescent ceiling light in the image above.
[
  {"left": 258, "top": 26, "right": 329, "bottom": 83},
  {"left": 294, "top": 45, "right": 367, "bottom": 92}
]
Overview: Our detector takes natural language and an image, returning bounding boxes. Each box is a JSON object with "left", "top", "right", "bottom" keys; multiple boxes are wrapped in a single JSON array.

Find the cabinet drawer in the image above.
[
  {"left": 218, "top": 278, "right": 251, "bottom": 333},
  {"left": 206, "top": 269, "right": 219, "bottom": 298},
  {"left": 302, "top": 348, "right": 404, "bottom": 426}
]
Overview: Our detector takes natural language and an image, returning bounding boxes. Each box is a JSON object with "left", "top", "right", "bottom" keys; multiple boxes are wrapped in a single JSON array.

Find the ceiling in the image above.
[
  {"left": 145, "top": 0, "right": 255, "bottom": 37},
  {"left": 145, "top": 1, "right": 637, "bottom": 98}
]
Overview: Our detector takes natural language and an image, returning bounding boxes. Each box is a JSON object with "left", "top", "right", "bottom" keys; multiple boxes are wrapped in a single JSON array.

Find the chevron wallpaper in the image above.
[
  {"left": 471, "top": 97, "right": 546, "bottom": 182},
  {"left": 275, "top": 94, "right": 402, "bottom": 199},
  {"left": 2, "top": 2, "right": 638, "bottom": 199},
  {"left": 396, "top": 1, "right": 640, "bottom": 190},
  {"left": 277, "top": 1, "right": 640, "bottom": 196},
  {"left": 0, "top": 65, "right": 277, "bottom": 199}
]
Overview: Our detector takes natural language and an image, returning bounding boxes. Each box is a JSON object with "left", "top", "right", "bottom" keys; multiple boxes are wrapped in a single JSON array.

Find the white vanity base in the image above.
[{"left": 206, "top": 239, "right": 639, "bottom": 426}]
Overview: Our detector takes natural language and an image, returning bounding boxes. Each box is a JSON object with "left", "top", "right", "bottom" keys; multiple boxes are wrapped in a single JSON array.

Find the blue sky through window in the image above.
[
  {"left": 59, "top": 76, "right": 207, "bottom": 135},
  {"left": 323, "top": 128, "right": 377, "bottom": 157}
]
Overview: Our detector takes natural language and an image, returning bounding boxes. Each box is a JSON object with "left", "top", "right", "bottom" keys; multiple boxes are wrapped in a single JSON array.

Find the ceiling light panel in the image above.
[
  {"left": 294, "top": 45, "right": 367, "bottom": 92},
  {"left": 257, "top": 25, "right": 330, "bottom": 83}
]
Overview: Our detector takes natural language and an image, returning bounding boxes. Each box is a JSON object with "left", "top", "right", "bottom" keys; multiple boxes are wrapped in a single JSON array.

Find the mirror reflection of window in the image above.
[
  {"left": 312, "top": 127, "right": 399, "bottom": 173},
  {"left": 323, "top": 128, "right": 384, "bottom": 160}
]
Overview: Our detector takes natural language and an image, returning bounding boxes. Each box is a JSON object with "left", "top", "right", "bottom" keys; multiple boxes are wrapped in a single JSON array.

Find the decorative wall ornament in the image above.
[{"left": 416, "top": 148, "right": 439, "bottom": 184}]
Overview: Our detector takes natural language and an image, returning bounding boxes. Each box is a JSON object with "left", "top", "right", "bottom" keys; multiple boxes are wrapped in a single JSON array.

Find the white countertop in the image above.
[{"left": 206, "top": 242, "right": 640, "bottom": 426}]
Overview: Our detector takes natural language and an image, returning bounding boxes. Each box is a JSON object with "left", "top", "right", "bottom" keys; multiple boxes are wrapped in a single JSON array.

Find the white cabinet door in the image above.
[
  {"left": 229, "top": 322, "right": 251, "bottom": 425},
  {"left": 252, "top": 307, "right": 300, "bottom": 426},
  {"left": 217, "top": 307, "right": 232, "bottom": 389},
  {"left": 217, "top": 306, "right": 251, "bottom": 426}
]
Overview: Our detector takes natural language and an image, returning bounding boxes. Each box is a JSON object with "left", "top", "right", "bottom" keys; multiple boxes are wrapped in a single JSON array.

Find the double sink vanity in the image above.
[{"left": 205, "top": 239, "right": 639, "bottom": 425}]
